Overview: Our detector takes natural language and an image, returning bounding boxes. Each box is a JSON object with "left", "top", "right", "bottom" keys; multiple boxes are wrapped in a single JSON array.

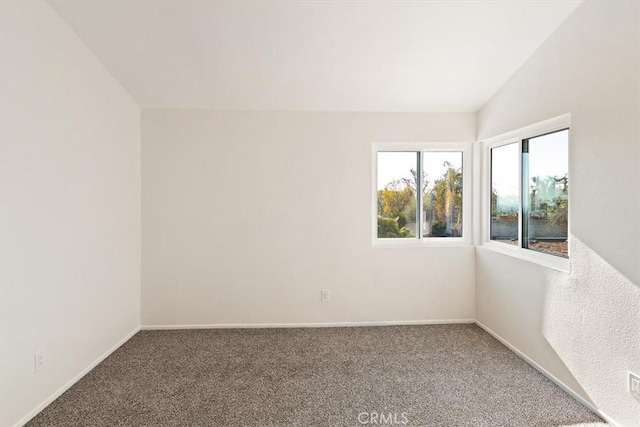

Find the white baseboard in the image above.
[
  {"left": 474, "top": 321, "right": 617, "bottom": 427},
  {"left": 12, "top": 326, "right": 140, "bottom": 427},
  {"left": 141, "top": 318, "right": 475, "bottom": 330}
]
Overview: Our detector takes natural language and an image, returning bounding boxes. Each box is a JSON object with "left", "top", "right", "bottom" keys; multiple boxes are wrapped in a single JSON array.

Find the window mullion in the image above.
[
  {"left": 521, "top": 139, "right": 530, "bottom": 250},
  {"left": 416, "top": 151, "right": 423, "bottom": 240}
]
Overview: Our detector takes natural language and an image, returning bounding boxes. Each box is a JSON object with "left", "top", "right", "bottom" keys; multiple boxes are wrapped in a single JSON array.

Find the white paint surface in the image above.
[
  {"left": 475, "top": 247, "right": 594, "bottom": 401},
  {"left": 0, "top": 2, "right": 141, "bottom": 426},
  {"left": 48, "top": 0, "right": 580, "bottom": 112},
  {"left": 142, "top": 110, "right": 476, "bottom": 326},
  {"left": 477, "top": 1, "right": 640, "bottom": 425},
  {"left": 545, "top": 237, "right": 640, "bottom": 426},
  {"left": 3, "top": 0, "right": 638, "bottom": 425}
]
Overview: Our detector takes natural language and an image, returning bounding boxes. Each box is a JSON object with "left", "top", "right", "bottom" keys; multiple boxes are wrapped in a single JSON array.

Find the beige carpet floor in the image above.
[{"left": 27, "top": 324, "right": 603, "bottom": 426}]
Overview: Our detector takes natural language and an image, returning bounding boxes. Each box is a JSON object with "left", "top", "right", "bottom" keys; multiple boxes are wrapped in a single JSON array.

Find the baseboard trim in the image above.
[
  {"left": 474, "top": 321, "right": 617, "bottom": 427},
  {"left": 141, "top": 318, "right": 475, "bottom": 330},
  {"left": 12, "top": 325, "right": 141, "bottom": 427}
]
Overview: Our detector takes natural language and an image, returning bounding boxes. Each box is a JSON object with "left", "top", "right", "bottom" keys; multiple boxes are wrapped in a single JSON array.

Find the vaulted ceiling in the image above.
[{"left": 49, "top": 0, "right": 581, "bottom": 112}]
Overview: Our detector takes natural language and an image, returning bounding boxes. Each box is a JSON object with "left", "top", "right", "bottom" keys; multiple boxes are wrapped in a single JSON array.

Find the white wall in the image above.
[
  {"left": 142, "top": 110, "right": 476, "bottom": 327},
  {"left": 477, "top": 1, "right": 640, "bottom": 425},
  {"left": 6, "top": 0, "right": 636, "bottom": 425},
  {"left": 0, "top": 2, "right": 141, "bottom": 426}
]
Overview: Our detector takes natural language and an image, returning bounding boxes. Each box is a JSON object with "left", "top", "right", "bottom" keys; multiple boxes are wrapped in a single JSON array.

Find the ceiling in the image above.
[{"left": 49, "top": 0, "right": 581, "bottom": 112}]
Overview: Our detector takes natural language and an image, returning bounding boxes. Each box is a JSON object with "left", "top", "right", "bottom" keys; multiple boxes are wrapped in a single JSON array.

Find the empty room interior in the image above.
[{"left": 1, "top": 0, "right": 639, "bottom": 426}]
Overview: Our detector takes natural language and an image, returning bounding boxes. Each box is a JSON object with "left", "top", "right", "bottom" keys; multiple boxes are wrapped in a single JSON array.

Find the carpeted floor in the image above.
[{"left": 28, "top": 324, "right": 603, "bottom": 426}]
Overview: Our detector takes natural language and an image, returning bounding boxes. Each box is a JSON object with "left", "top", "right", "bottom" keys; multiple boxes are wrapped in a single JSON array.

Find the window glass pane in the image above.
[
  {"left": 377, "top": 152, "right": 418, "bottom": 238},
  {"left": 423, "top": 152, "right": 463, "bottom": 238},
  {"left": 524, "top": 129, "right": 569, "bottom": 257},
  {"left": 491, "top": 143, "right": 519, "bottom": 245}
]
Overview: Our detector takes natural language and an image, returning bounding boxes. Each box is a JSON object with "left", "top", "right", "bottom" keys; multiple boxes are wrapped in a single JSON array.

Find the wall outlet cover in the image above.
[{"left": 34, "top": 350, "right": 45, "bottom": 372}]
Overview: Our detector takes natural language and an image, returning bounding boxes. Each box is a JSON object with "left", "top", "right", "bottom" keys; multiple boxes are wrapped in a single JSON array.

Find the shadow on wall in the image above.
[{"left": 542, "top": 235, "right": 640, "bottom": 426}]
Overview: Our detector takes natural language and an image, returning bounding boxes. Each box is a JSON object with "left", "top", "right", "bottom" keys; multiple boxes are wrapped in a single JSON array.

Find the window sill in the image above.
[
  {"left": 373, "top": 238, "right": 472, "bottom": 248},
  {"left": 480, "top": 241, "right": 570, "bottom": 273}
]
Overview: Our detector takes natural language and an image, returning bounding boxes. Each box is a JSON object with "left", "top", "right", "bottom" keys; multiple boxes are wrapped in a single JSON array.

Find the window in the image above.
[
  {"left": 491, "top": 143, "right": 519, "bottom": 246},
  {"left": 376, "top": 152, "right": 419, "bottom": 238},
  {"left": 523, "top": 129, "right": 569, "bottom": 257},
  {"left": 373, "top": 143, "right": 471, "bottom": 244},
  {"left": 484, "top": 115, "right": 570, "bottom": 267}
]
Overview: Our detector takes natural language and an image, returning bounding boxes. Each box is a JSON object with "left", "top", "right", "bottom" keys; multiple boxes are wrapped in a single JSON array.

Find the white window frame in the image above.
[
  {"left": 372, "top": 142, "right": 473, "bottom": 247},
  {"left": 481, "top": 114, "right": 571, "bottom": 272}
]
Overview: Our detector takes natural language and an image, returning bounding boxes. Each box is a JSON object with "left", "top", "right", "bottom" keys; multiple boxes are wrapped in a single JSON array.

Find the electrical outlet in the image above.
[
  {"left": 630, "top": 372, "right": 640, "bottom": 403},
  {"left": 34, "top": 350, "right": 45, "bottom": 372},
  {"left": 321, "top": 289, "right": 330, "bottom": 302}
]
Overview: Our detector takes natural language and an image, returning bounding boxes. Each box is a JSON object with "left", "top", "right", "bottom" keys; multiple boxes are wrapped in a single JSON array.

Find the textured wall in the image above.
[
  {"left": 544, "top": 237, "right": 640, "bottom": 426},
  {"left": 475, "top": 247, "right": 593, "bottom": 403},
  {"left": 477, "top": 1, "right": 640, "bottom": 425}
]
